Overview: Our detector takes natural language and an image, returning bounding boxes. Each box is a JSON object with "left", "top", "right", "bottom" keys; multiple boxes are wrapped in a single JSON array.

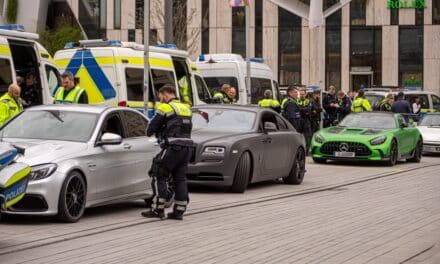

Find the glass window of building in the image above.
[
  {"left": 350, "top": 27, "right": 382, "bottom": 91},
  {"left": 232, "top": 6, "right": 246, "bottom": 57},
  {"left": 278, "top": 8, "right": 301, "bottom": 85},
  {"left": 399, "top": 27, "right": 423, "bottom": 89},
  {"left": 323, "top": 0, "right": 339, "bottom": 10},
  {"left": 255, "top": 0, "right": 263, "bottom": 58},
  {"left": 114, "top": 0, "right": 121, "bottom": 29},
  {"left": 350, "top": 0, "right": 366, "bottom": 26},
  {"left": 415, "top": 7, "right": 424, "bottom": 25},
  {"left": 128, "top": 29, "right": 135, "bottom": 42},
  {"left": 433, "top": 0, "right": 440, "bottom": 24},
  {"left": 326, "top": 10, "right": 341, "bottom": 90},
  {"left": 201, "top": 0, "right": 209, "bottom": 53},
  {"left": 79, "top": 0, "right": 106, "bottom": 38},
  {"left": 135, "top": 0, "right": 143, "bottom": 29}
]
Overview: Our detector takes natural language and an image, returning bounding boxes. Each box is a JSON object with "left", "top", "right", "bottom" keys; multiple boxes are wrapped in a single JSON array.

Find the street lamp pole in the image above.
[
  {"left": 245, "top": 3, "right": 251, "bottom": 104},
  {"left": 143, "top": 0, "right": 150, "bottom": 117}
]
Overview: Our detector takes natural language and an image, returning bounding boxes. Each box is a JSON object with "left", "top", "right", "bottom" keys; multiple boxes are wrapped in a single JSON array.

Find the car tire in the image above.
[
  {"left": 386, "top": 139, "right": 398, "bottom": 167},
  {"left": 407, "top": 138, "right": 423, "bottom": 163},
  {"left": 58, "top": 171, "right": 86, "bottom": 223},
  {"left": 312, "top": 157, "right": 327, "bottom": 164},
  {"left": 230, "top": 152, "right": 251, "bottom": 193},
  {"left": 284, "top": 147, "right": 306, "bottom": 185}
]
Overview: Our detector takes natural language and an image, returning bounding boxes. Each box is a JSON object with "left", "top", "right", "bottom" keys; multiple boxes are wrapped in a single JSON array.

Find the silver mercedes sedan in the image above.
[{"left": 1, "top": 105, "right": 157, "bottom": 222}]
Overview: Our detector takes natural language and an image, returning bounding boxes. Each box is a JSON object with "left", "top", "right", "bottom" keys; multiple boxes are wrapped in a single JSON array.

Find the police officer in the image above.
[
  {"left": 282, "top": 86, "right": 301, "bottom": 131},
  {"left": 213, "top": 84, "right": 237, "bottom": 104},
  {"left": 336, "top": 91, "right": 351, "bottom": 122},
  {"left": 323, "top": 85, "right": 338, "bottom": 127},
  {"left": 310, "top": 90, "right": 322, "bottom": 134},
  {"left": 380, "top": 93, "right": 394, "bottom": 112},
  {"left": 54, "top": 71, "right": 88, "bottom": 104},
  {"left": 178, "top": 75, "right": 192, "bottom": 106},
  {"left": 351, "top": 90, "right": 371, "bottom": 112},
  {"left": 392, "top": 91, "right": 412, "bottom": 115},
  {"left": 142, "top": 84, "right": 193, "bottom": 220},
  {"left": 0, "top": 84, "right": 23, "bottom": 126},
  {"left": 258, "top": 89, "right": 281, "bottom": 113},
  {"left": 297, "top": 88, "right": 312, "bottom": 152}
]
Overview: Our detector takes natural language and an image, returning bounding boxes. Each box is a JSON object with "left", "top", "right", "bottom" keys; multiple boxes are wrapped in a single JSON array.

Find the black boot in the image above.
[
  {"left": 141, "top": 209, "right": 165, "bottom": 220},
  {"left": 167, "top": 200, "right": 187, "bottom": 220}
]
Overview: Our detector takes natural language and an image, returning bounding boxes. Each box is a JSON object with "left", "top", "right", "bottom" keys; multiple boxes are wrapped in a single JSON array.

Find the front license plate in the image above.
[
  {"left": 333, "top": 151, "right": 355, "bottom": 158},
  {"left": 423, "top": 146, "right": 440, "bottom": 152}
]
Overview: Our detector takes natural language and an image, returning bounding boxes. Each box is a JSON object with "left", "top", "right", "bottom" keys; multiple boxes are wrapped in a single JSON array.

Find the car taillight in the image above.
[{"left": 118, "top": 101, "right": 127, "bottom": 107}]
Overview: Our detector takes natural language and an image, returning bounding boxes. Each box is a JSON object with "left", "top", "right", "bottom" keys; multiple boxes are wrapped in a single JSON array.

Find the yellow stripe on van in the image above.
[
  {"left": 56, "top": 56, "right": 173, "bottom": 69},
  {"left": 55, "top": 59, "right": 70, "bottom": 68},
  {"left": 75, "top": 65, "right": 105, "bottom": 103},
  {"left": 0, "top": 45, "right": 11, "bottom": 55}
]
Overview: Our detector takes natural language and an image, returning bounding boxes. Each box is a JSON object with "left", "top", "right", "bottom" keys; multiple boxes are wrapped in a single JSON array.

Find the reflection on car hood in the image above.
[
  {"left": 2, "top": 139, "right": 87, "bottom": 166},
  {"left": 327, "top": 127, "right": 384, "bottom": 135},
  {"left": 417, "top": 126, "right": 440, "bottom": 142},
  {"left": 191, "top": 129, "right": 252, "bottom": 145}
]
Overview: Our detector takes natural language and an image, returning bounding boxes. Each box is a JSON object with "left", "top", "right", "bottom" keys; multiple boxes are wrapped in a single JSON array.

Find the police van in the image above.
[
  {"left": 54, "top": 40, "right": 210, "bottom": 113},
  {"left": 195, "top": 53, "right": 279, "bottom": 104},
  {"left": 0, "top": 24, "right": 61, "bottom": 104}
]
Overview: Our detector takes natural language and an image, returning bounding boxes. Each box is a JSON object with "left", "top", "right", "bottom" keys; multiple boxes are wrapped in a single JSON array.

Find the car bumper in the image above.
[
  {"left": 5, "top": 171, "right": 66, "bottom": 216},
  {"left": 423, "top": 143, "right": 440, "bottom": 153},
  {"left": 187, "top": 160, "right": 236, "bottom": 187},
  {"left": 311, "top": 144, "right": 390, "bottom": 161}
]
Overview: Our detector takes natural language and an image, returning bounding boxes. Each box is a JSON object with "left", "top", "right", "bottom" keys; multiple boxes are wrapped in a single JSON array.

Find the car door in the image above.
[
  {"left": 91, "top": 111, "right": 129, "bottom": 200},
  {"left": 259, "top": 112, "right": 290, "bottom": 178},
  {"left": 114, "top": 110, "right": 158, "bottom": 196},
  {"left": 395, "top": 115, "right": 413, "bottom": 155}
]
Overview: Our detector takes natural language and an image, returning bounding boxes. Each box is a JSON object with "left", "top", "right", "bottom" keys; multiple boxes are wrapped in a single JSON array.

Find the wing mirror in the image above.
[
  {"left": 97, "top": 132, "right": 122, "bottom": 146},
  {"left": 399, "top": 121, "right": 408, "bottom": 128},
  {"left": 263, "top": 122, "right": 277, "bottom": 133}
]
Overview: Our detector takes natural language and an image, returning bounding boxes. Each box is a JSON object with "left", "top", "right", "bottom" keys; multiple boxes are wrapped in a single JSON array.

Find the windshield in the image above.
[
  {"left": 365, "top": 95, "right": 384, "bottom": 107},
  {"left": 192, "top": 109, "right": 255, "bottom": 132},
  {"left": 419, "top": 115, "right": 440, "bottom": 127},
  {"left": 1, "top": 110, "right": 98, "bottom": 142},
  {"left": 203, "top": 77, "right": 239, "bottom": 99},
  {"left": 339, "top": 114, "right": 397, "bottom": 129}
]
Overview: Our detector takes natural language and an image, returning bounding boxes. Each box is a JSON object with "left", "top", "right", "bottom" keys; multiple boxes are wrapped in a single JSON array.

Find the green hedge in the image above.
[
  {"left": 5, "top": 0, "right": 18, "bottom": 23},
  {"left": 39, "top": 23, "right": 83, "bottom": 56}
]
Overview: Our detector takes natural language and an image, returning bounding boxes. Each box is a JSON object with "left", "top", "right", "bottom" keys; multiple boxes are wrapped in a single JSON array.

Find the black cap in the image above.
[{"left": 397, "top": 91, "right": 404, "bottom": 97}]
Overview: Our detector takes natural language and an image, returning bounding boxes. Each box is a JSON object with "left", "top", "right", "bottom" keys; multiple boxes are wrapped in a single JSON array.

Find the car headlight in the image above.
[
  {"left": 203, "top": 146, "right": 226, "bottom": 155},
  {"left": 370, "top": 135, "right": 387, "bottom": 146},
  {"left": 315, "top": 134, "right": 324, "bottom": 144},
  {"left": 29, "top": 164, "right": 57, "bottom": 181}
]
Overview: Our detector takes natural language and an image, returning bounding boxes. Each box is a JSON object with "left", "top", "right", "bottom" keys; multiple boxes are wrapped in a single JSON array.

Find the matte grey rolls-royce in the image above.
[
  {"left": 1, "top": 105, "right": 157, "bottom": 222},
  {"left": 188, "top": 105, "right": 306, "bottom": 193}
]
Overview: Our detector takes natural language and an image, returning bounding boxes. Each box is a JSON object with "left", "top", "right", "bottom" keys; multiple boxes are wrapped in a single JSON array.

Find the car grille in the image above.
[
  {"left": 321, "top": 141, "right": 372, "bottom": 156},
  {"left": 8, "top": 194, "right": 48, "bottom": 212}
]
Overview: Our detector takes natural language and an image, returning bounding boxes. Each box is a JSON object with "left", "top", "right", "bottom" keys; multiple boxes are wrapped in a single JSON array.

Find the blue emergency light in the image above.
[
  {"left": 156, "top": 44, "right": 177, "bottom": 49},
  {"left": 405, "top": 86, "right": 422, "bottom": 91},
  {"left": 0, "top": 24, "right": 25, "bottom": 32},
  {"left": 198, "top": 54, "right": 205, "bottom": 62},
  {"left": 64, "top": 42, "right": 75, "bottom": 49},
  {"left": 248, "top": 57, "right": 264, "bottom": 63}
]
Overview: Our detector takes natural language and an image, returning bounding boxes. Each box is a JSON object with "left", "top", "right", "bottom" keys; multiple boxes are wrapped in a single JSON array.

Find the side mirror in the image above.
[
  {"left": 400, "top": 121, "right": 408, "bottom": 128},
  {"left": 263, "top": 122, "right": 277, "bottom": 133},
  {"left": 97, "top": 133, "right": 122, "bottom": 146}
]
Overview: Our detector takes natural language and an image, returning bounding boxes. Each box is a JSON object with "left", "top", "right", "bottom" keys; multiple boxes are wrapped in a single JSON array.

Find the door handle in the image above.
[
  {"left": 123, "top": 143, "right": 132, "bottom": 149},
  {"left": 87, "top": 163, "right": 96, "bottom": 168},
  {"left": 261, "top": 138, "right": 272, "bottom": 143}
]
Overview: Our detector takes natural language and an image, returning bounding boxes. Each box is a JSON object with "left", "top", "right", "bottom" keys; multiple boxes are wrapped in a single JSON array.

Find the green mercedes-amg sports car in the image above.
[{"left": 311, "top": 112, "right": 423, "bottom": 166}]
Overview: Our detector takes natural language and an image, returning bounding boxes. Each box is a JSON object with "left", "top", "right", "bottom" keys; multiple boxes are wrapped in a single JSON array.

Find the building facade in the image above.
[{"left": 3, "top": 0, "right": 439, "bottom": 93}]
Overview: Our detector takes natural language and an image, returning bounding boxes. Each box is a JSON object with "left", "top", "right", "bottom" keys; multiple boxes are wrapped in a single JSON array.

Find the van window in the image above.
[
  {"left": 45, "top": 65, "right": 61, "bottom": 96},
  {"left": 125, "top": 68, "right": 144, "bottom": 101},
  {"left": 405, "top": 94, "right": 429, "bottom": 109},
  {"left": 194, "top": 75, "right": 211, "bottom": 103},
  {"left": 251, "top": 78, "right": 272, "bottom": 104},
  {"left": 432, "top": 95, "right": 440, "bottom": 111},
  {"left": 0, "top": 58, "right": 13, "bottom": 93},
  {"left": 204, "top": 77, "right": 239, "bottom": 98},
  {"left": 171, "top": 57, "right": 193, "bottom": 105},
  {"left": 151, "top": 69, "right": 176, "bottom": 94},
  {"left": 273, "top": 80, "right": 280, "bottom": 101}
]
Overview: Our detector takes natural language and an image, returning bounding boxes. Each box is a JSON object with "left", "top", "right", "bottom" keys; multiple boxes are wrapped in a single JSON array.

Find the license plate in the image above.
[
  {"left": 333, "top": 151, "right": 355, "bottom": 158},
  {"left": 423, "top": 146, "right": 440, "bottom": 152}
]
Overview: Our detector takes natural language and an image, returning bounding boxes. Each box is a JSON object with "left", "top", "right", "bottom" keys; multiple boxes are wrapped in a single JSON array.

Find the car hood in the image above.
[
  {"left": 2, "top": 139, "right": 87, "bottom": 166},
  {"left": 417, "top": 126, "right": 440, "bottom": 142},
  {"left": 319, "top": 126, "right": 387, "bottom": 140},
  {"left": 191, "top": 128, "right": 252, "bottom": 145}
]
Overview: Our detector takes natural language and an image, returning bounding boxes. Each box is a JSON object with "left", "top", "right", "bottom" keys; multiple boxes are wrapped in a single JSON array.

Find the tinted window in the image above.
[
  {"left": 152, "top": 69, "right": 176, "bottom": 92},
  {"left": 101, "top": 114, "right": 124, "bottom": 137},
  {"left": 339, "top": 114, "right": 397, "bottom": 129},
  {"left": 432, "top": 95, "right": 440, "bottom": 111},
  {"left": 125, "top": 68, "right": 143, "bottom": 101},
  {"left": 204, "top": 77, "right": 239, "bottom": 98},
  {"left": 193, "top": 109, "right": 255, "bottom": 132},
  {"left": 0, "top": 58, "right": 12, "bottom": 93},
  {"left": 195, "top": 75, "right": 211, "bottom": 103},
  {"left": 122, "top": 110, "right": 148, "bottom": 138},
  {"left": 276, "top": 116, "right": 289, "bottom": 131},
  {"left": 251, "top": 78, "right": 272, "bottom": 104},
  {"left": 405, "top": 94, "right": 429, "bottom": 109},
  {"left": 1, "top": 110, "right": 97, "bottom": 142}
]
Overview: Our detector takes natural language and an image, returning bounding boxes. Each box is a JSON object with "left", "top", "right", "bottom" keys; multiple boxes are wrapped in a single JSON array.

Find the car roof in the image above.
[{"left": 26, "top": 104, "right": 114, "bottom": 114}]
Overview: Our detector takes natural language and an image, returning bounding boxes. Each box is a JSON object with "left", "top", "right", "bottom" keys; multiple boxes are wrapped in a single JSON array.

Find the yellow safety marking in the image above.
[
  {"left": 75, "top": 66, "right": 105, "bottom": 103},
  {"left": 0, "top": 45, "right": 11, "bottom": 55},
  {"left": 55, "top": 59, "right": 70, "bottom": 68},
  {"left": 5, "top": 193, "right": 25, "bottom": 208},
  {"left": 4, "top": 166, "right": 31, "bottom": 188},
  {"left": 56, "top": 56, "right": 174, "bottom": 69}
]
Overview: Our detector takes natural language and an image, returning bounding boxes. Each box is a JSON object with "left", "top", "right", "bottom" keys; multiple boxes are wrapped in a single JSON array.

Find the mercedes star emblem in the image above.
[{"left": 339, "top": 143, "right": 349, "bottom": 152}]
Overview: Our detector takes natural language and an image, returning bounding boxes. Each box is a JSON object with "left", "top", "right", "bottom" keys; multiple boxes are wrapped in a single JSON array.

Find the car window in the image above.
[
  {"left": 121, "top": 110, "right": 148, "bottom": 138},
  {"left": 260, "top": 112, "right": 279, "bottom": 131},
  {"left": 432, "top": 95, "right": 440, "bottom": 111},
  {"left": 192, "top": 108, "right": 255, "bottom": 132},
  {"left": 396, "top": 115, "right": 407, "bottom": 127},
  {"left": 275, "top": 115, "right": 289, "bottom": 131},
  {"left": 339, "top": 114, "right": 397, "bottom": 129},
  {"left": 101, "top": 114, "right": 125, "bottom": 138}
]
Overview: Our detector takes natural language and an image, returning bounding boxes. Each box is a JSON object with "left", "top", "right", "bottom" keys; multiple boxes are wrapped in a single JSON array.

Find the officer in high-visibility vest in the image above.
[
  {"left": 258, "top": 90, "right": 281, "bottom": 113},
  {"left": 178, "top": 76, "right": 192, "bottom": 106},
  {"left": 380, "top": 93, "right": 394, "bottom": 112},
  {"left": 0, "top": 84, "right": 23, "bottom": 126},
  {"left": 213, "top": 84, "right": 237, "bottom": 104},
  {"left": 54, "top": 71, "right": 88, "bottom": 104},
  {"left": 351, "top": 90, "right": 371, "bottom": 112},
  {"left": 142, "top": 84, "right": 193, "bottom": 220}
]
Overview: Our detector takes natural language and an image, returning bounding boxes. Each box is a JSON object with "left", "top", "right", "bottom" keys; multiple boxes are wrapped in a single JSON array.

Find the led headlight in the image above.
[
  {"left": 314, "top": 134, "right": 324, "bottom": 144},
  {"left": 203, "top": 146, "right": 226, "bottom": 154},
  {"left": 370, "top": 135, "right": 387, "bottom": 146},
  {"left": 29, "top": 164, "right": 57, "bottom": 181}
]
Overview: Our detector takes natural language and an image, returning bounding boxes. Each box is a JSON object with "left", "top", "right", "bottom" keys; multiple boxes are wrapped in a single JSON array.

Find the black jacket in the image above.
[{"left": 391, "top": 99, "right": 412, "bottom": 114}]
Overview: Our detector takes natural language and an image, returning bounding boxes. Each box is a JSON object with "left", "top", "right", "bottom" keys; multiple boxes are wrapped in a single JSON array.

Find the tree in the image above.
[
  {"left": 39, "top": 19, "right": 84, "bottom": 56},
  {"left": 5, "top": 0, "right": 18, "bottom": 23}
]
